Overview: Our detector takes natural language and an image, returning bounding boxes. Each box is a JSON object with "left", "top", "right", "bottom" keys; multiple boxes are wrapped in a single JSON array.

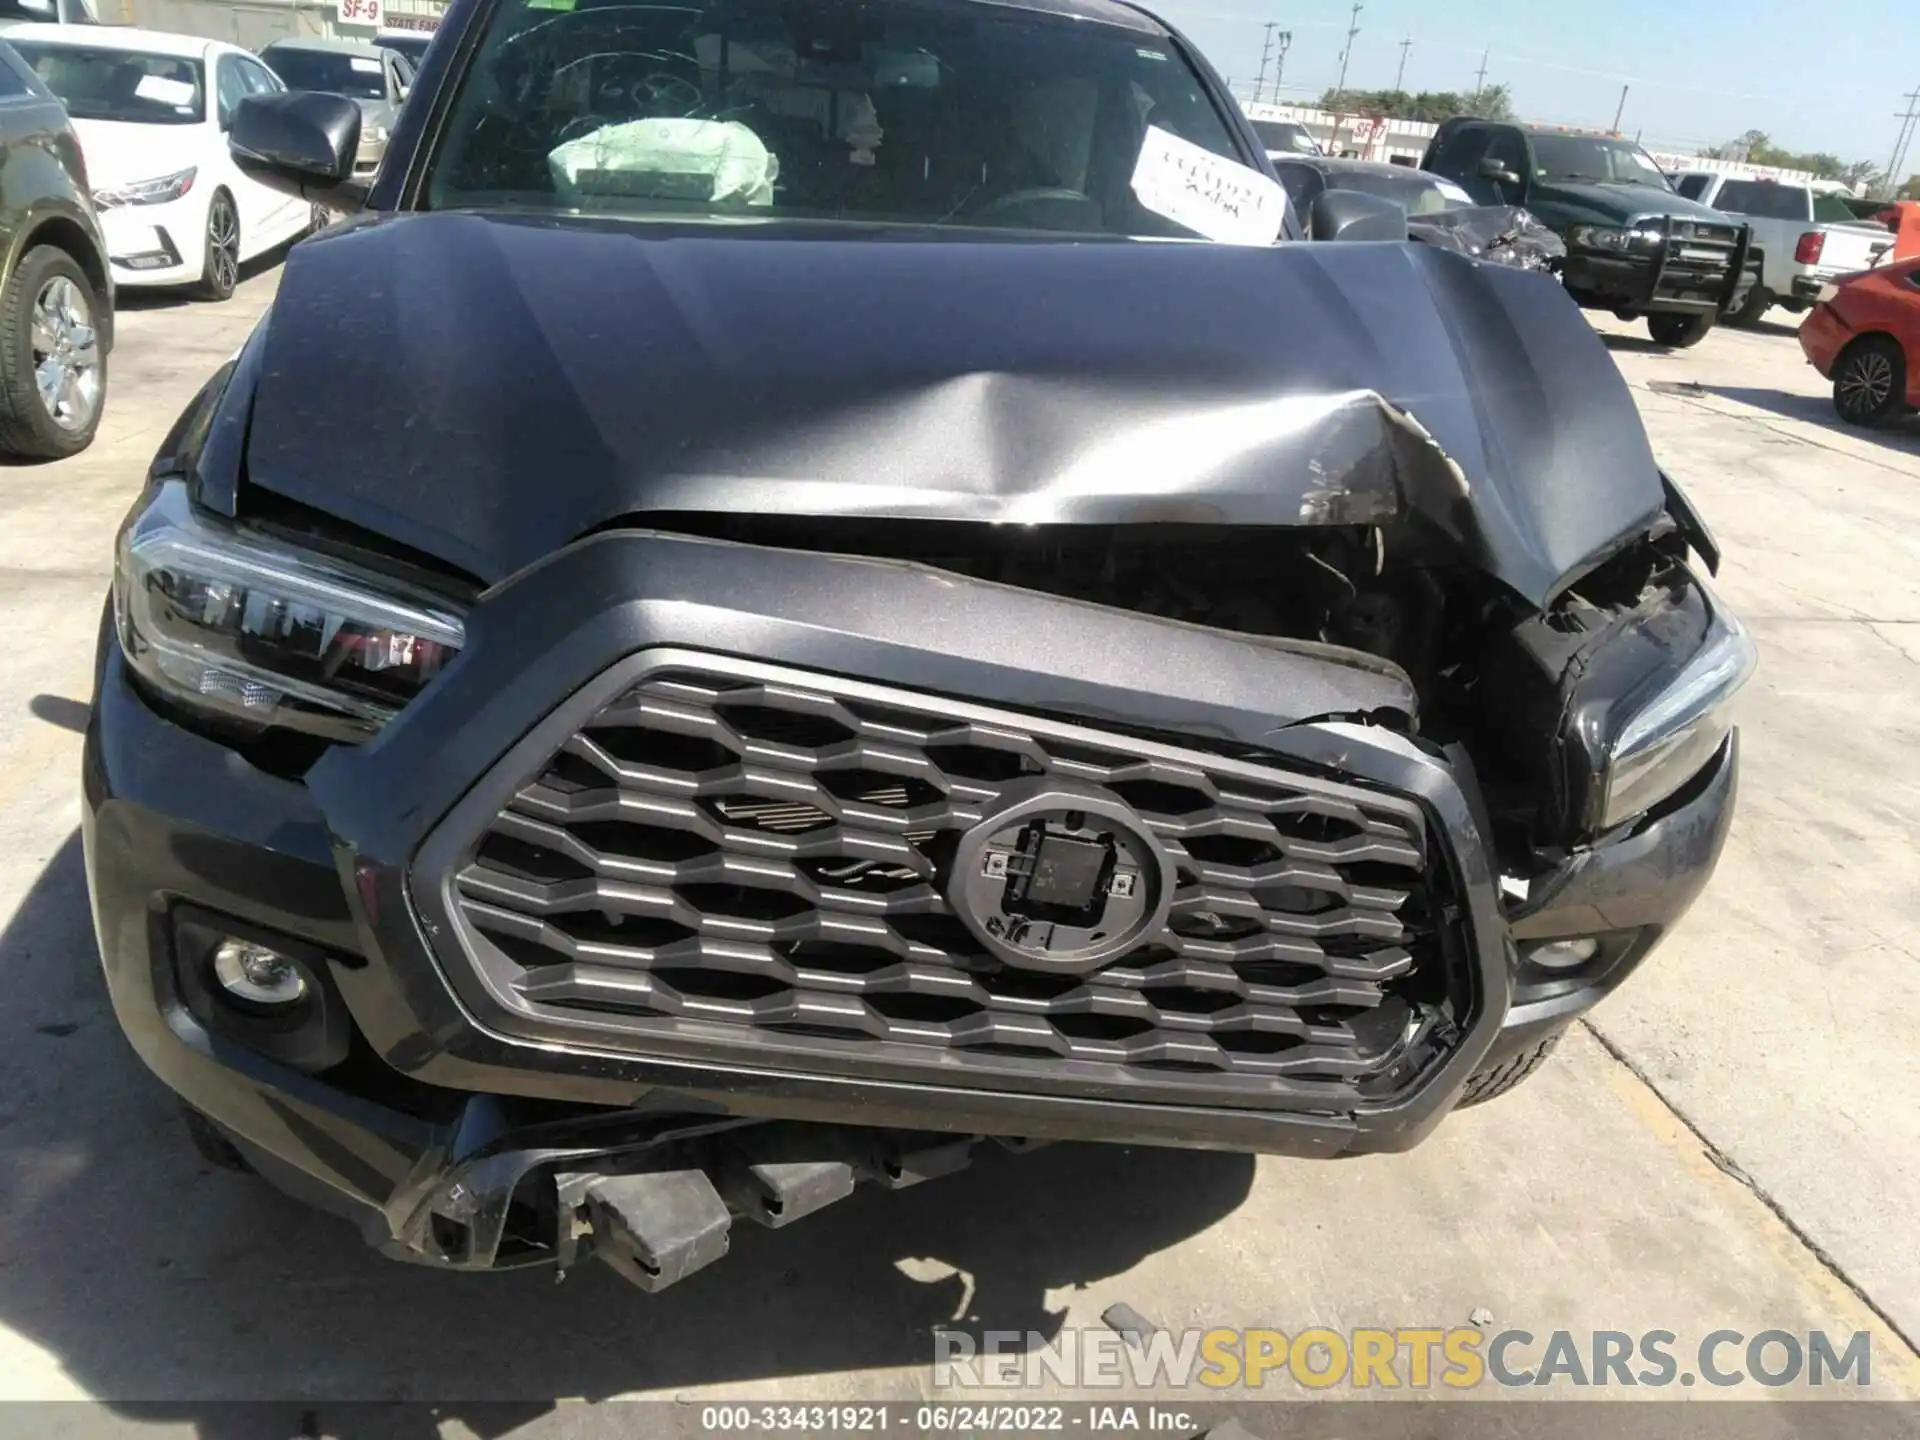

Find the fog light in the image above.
[
  {"left": 212, "top": 939, "right": 309, "bottom": 1008},
  {"left": 1523, "top": 937, "right": 1599, "bottom": 972}
]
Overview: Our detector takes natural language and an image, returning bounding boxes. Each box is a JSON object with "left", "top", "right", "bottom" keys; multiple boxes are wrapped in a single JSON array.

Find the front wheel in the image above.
[
  {"left": 193, "top": 191, "right": 240, "bottom": 302},
  {"left": 0, "top": 246, "right": 106, "bottom": 460},
  {"left": 1725, "top": 284, "right": 1772, "bottom": 328},
  {"left": 1647, "top": 311, "right": 1716, "bottom": 348},
  {"left": 1832, "top": 335, "right": 1906, "bottom": 427}
]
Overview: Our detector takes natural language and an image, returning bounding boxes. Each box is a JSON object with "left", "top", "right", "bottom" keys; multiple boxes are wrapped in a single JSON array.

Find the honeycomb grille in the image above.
[{"left": 449, "top": 666, "right": 1462, "bottom": 1104}]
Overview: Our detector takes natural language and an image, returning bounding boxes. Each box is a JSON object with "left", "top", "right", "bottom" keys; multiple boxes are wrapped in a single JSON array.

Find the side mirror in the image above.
[
  {"left": 1307, "top": 189, "right": 1409, "bottom": 243},
  {"left": 1478, "top": 155, "right": 1523, "bottom": 188},
  {"left": 230, "top": 91, "right": 367, "bottom": 210}
]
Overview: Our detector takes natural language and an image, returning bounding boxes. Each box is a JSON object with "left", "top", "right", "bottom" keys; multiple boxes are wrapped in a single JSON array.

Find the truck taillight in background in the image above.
[{"left": 1795, "top": 232, "right": 1826, "bottom": 265}]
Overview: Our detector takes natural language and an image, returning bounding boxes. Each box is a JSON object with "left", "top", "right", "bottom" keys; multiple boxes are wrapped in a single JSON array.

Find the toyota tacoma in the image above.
[{"left": 85, "top": 0, "right": 1755, "bottom": 1292}]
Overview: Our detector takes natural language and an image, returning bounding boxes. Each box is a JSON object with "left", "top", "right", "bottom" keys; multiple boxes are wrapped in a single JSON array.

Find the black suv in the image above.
[
  {"left": 1424, "top": 118, "right": 1755, "bottom": 349},
  {"left": 85, "top": 0, "right": 1753, "bottom": 1292},
  {"left": 0, "top": 36, "right": 110, "bottom": 458}
]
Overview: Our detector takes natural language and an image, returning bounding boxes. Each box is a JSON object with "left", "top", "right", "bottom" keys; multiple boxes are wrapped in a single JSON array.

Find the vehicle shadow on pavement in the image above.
[
  {"left": 114, "top": 247, "right": 301, "bottom": 315},
  {"left": 0, "top": 831, "right": 1257, "bottom": 1426},
  {"left": 1667, "top": 382, "right": 1920, "bottom": 448}
]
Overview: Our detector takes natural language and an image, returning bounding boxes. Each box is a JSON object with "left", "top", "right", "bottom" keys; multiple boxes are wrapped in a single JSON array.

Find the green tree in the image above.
[
  {"left": 1704, "top": 132, "right": 1877, "bottom": 184},
  {"left": 1314, "top": 84, "right": 1512, "bottom": 123}
]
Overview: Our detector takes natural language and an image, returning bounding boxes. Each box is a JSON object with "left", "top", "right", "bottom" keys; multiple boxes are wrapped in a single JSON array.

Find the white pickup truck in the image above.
[{"left": 1671, "top": 173, "right": 1893, "bottom": 324}]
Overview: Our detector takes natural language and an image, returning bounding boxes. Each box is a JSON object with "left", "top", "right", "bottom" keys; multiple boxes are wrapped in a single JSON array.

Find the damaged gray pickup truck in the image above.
[{"left": 84, "top": 0, "right": 1755, "bottom": 1292}]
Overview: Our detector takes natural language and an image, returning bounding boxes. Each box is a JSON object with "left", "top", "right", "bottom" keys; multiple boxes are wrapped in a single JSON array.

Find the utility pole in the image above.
[
  {"left": 1611, "top": 84, "right": 1629, "bottom": 135},
  {"left": 1272, "top": 30, "right": 1292, "bottom": 98},
  {"left": 1886, "top": 87, "right": 1920, "bottom": 199},
  {"left": 1333, "top": 2, "right": 1362, "bottom": 104},
  {"left": 1470, "top": 48, "right": 1489, "bottom": 111},
  {"left": 1255, "top": 22, "right": 1278, "bottom": 104},
  {"left": 1394, "top": 35, "right": 1412, "bottom": 94}
]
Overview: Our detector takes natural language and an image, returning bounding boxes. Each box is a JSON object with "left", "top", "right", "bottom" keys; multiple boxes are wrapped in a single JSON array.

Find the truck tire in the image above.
[
  {"left": 1646, "top": 312, "right": 1716, "bottom": 348},
  {"left": 1832, "top": 335, "right": 1906, "bottom": 427},
  {"left": 1457, "top": 1030, "right": 1564, "bottom": 1108},
  {"left": 1726, "top": 284, "right": 1772, "bottom": 328}
]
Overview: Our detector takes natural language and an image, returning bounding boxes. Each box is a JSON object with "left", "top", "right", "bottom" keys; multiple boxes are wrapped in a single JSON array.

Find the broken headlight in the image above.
[
  {"left": 114, "top": 481, "right": 465, "bottom": 743},
  {"left": 1597, "top": 593, "right": 1756, "bottom": 828}
]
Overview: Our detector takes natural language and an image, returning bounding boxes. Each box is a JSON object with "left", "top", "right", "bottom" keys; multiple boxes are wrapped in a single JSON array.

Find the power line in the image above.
[
  {"left": 1255, "top": 21, "right": 1278, "bottom": 103},
  {"left": 1886, "top": 86, "right": 1920, "bottom": 196},
  {"left": 1336, "top": 2, "right": 1367, "bottom": 104}
]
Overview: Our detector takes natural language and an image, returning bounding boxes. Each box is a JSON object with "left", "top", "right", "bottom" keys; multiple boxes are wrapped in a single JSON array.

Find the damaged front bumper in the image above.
[{"left": 83, "top": 519, "right": 1740, "bottom": 1288}]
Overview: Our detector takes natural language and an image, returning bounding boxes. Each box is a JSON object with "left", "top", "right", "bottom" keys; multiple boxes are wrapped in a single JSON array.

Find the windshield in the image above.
[
  {"left": 1529, "top": 134, "right": 1670, "bottom": 189},
  {"left": 262, "top": 47, "right": 388, "bottom": 101},
  {"left": 1323, "top": 166, "right": 1467, "bottom": 215},
  {"left": 10, "top": 41, "right": 204, "bottom": 124},
  {"left": 1251, "top": 119, "right": 1316, "bottom": 154},
  {"left": 424, "top": 0, "right": 1253, "bottom": 239},
  {"left": 1812, "top": 193, "right": 1861, "bottom": 223},
  {"left": 377, "top": 34, "right": 433, "bottom": 65},
  {"left": 1712, "top": 180, "right": 1809, "bottom": 221}
]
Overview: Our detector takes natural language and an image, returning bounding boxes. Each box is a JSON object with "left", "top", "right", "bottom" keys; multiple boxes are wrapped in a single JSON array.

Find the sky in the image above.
[{"left": 1148, "top": 0, "right": 1915, "bottom": 171}]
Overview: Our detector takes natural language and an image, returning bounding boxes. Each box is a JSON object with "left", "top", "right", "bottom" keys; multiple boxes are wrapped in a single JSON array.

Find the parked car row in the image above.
[{"left": 0, "top": 22, "right": 430, "bottom": 459}]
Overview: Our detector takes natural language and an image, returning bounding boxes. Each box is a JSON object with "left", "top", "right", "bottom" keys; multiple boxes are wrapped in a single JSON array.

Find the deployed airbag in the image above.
[{"left": 548, "top": 118, "right": 777, "bottom": 206}]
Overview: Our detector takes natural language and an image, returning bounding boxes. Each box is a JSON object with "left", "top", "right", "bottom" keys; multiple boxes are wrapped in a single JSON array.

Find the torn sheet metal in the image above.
[
  {"left": 246, "top": 214, "right": 1666, "bottom": 607},
  {"left": 1407, "top": 205, "right": 1567, "bottom": 274}
]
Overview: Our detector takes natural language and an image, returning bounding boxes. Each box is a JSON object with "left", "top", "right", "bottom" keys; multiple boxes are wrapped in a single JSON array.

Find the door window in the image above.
[{"left": 215, "top": 54, "right": 248, "bottom": 129}]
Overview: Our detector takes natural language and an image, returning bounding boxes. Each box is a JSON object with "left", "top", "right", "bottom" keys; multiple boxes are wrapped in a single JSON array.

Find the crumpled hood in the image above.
[{"left": 245, "top": 212, "right": 1667, "bottom": 606}]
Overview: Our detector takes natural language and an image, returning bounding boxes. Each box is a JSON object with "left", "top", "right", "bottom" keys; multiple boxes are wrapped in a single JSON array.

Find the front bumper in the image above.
[
  {"left": 1561, "top": 217, "right": 1752, "bottom": 316},
  {"left": 99, "top": 197, "right": 203, "bottom": 289},
  {"left": 84, "top": 528, "right": 1739, "bottom": 1275}
]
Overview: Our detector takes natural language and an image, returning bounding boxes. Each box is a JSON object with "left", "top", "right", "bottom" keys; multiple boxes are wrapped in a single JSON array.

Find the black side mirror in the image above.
[
  {"left": 1307, "top": 189, "right": 1410, "bottom": 243},
  {"left": 230, "top": 91, "right": 367, "bottom": 210},
  {"left": 1478, "top": 155, "right": 1523, "bottom": 188}
]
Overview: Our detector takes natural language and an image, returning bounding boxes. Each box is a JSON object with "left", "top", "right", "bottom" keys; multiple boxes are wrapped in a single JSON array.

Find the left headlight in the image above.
[
  {"left": 1567, "top": 223, "right": 1655, "bottom": 254},
  {"left": 1597, "top": 591, "right": 1757, "bottom": 827},
  {"left": 94, "top": 167, "right": 197, "bottom": 209},
  {"left": 114, "top": 481, "right": 465, "bottom": 743}
]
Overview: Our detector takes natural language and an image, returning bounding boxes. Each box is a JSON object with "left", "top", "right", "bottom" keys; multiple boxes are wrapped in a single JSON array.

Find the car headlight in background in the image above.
[
  {"left": 1597, "top": 594, "right": 1757, "bottom": 827},
  {"left": 93, "top": 167, "right": 197, "bottom": 209},
  {"left": 114, "top": 482, "right": 465, "bottom": 743},
  {"left": 1567, "top": 223, "right": 1656, "bottom": 253},
  {"left": 363, "top": 123, "right": 389, "bottom": 146}
]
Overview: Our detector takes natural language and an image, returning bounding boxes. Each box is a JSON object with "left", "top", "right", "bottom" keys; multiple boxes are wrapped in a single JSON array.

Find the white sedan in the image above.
[{"left": 8, "top": 25, "right": 317, "bottom": 301}]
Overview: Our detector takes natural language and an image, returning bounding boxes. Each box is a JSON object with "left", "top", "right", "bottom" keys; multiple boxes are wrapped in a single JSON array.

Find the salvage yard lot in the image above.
[{"left": 0, "top": 278, "right": 1916, "bottom": 1422}]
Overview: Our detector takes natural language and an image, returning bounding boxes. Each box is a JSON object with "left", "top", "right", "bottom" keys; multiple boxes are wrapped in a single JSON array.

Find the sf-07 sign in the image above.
[{"left": 337, "top": 0, "right": 382, "bottom": 26}]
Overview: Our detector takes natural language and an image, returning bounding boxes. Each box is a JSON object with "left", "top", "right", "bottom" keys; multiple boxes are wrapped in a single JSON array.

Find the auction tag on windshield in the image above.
[
  {"left": 350, "top": 57, "right": 383, "bottom": 74},
  {"left": 1131, "top": 125, "right": 1285, "bottom": 246},
  {"left": 134, "top": 74, "right": 196, "bottom": 108}
]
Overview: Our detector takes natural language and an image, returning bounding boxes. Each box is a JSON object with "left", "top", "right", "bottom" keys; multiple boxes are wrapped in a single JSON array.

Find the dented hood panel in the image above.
[{"left": 245, "top": 213, "right": 1665, "bottom": 604}]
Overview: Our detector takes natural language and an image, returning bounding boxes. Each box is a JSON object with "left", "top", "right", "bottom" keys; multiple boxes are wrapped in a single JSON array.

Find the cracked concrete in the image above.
[{"left": 0, "top": 279, "right": 1915, "bottom": 1421}]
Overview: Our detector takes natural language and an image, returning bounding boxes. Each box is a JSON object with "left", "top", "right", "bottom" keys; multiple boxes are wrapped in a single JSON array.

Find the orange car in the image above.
[{"left": 1799, "top": 256, "right": 1920, "bottom": 426}]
